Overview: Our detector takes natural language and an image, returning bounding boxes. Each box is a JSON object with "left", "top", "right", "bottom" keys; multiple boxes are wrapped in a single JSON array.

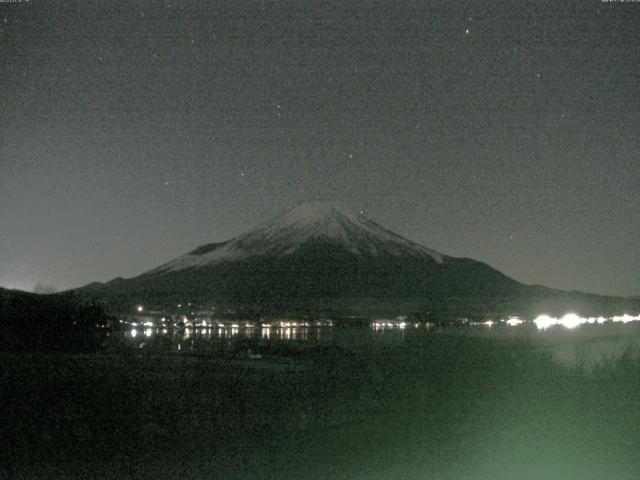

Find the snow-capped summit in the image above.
[{"left": 149, "top": 200, "right": 443, "bottom": 273}]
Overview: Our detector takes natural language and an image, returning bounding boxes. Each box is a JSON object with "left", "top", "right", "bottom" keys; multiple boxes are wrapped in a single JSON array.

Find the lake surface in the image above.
[{"left": 117, "top": 320, "right": 640, "bottom": 370}]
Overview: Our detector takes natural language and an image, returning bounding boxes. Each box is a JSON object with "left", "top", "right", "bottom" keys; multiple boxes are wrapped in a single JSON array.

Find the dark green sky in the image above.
[{"left": 1, "top": 0, "right": 639, "bottom": 296}]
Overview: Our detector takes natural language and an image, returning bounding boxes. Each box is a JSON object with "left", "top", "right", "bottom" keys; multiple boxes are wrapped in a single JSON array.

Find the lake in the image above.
[{"left": 118, "top": 319, "right": 640, "bottom": 371}]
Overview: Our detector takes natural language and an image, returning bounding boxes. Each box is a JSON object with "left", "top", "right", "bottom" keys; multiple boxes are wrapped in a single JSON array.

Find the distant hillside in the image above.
[{"left": 0, "top": 288, "right": 109, "bottom": 351}]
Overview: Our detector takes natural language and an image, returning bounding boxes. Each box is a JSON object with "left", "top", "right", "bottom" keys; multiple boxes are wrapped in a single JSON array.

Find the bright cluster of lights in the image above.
[
  {"left": 613, "top": 314, "right": 640, "bottom": 323},
  {"left": 371, "top": 320, "right": 420, "bottom": 329},
  {"left": 533, "top": 313, "right": 640, "bottom": 330},
  {"left": 278, "top": 321, "right": 312, "bottom": 328},
  {"left": 505, "top": 317, "right": 523, "bottom": 326}
]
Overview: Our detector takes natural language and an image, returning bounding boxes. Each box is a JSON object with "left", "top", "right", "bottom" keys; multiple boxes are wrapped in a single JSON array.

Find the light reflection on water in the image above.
[
  {"left": 124, "top": 316, "right": 640, "bottom": 344},
  {"left": 121, "top": 318, "right": 640, "bottom": 369},
  {"left": 125, "top": 325, "right": 340, "bottom": 343},
  {"left": 123, "top": 323, "right": 413, "bottom": 352}
]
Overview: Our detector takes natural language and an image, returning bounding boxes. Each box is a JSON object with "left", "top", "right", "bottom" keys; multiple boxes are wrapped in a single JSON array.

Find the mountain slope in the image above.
[{"left": 76, "top": 201, "right": 637, "bottom": 317}]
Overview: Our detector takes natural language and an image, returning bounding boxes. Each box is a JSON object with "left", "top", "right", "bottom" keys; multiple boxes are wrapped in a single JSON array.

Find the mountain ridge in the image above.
[{"left": 74, "top": 201, "right": 639, "bottom": 318}]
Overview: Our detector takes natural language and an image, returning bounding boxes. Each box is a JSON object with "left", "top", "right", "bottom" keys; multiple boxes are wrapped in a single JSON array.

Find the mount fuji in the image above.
[{"left": 77, "top": 201, "right": 635, "bottom": 318}]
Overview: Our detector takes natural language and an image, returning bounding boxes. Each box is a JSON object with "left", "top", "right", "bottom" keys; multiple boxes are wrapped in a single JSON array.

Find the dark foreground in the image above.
[{"left": 2, "top": 332, "right": 639, "bottom": 480}]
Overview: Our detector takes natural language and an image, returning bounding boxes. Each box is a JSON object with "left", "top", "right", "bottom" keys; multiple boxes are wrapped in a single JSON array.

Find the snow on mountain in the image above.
[{"left": 148, "top": 201, "right": 443, "bottom": 274}]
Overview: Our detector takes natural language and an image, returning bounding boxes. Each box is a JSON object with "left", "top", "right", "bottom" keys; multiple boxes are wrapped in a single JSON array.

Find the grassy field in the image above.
[{"left": 2, "top": 331, "right": 639, "bottom": 479}]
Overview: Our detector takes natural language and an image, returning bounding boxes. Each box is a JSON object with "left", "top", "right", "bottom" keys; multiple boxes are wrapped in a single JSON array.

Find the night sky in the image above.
[{"left": 1, "top": 1, "right": 639, "bottom": 296}]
